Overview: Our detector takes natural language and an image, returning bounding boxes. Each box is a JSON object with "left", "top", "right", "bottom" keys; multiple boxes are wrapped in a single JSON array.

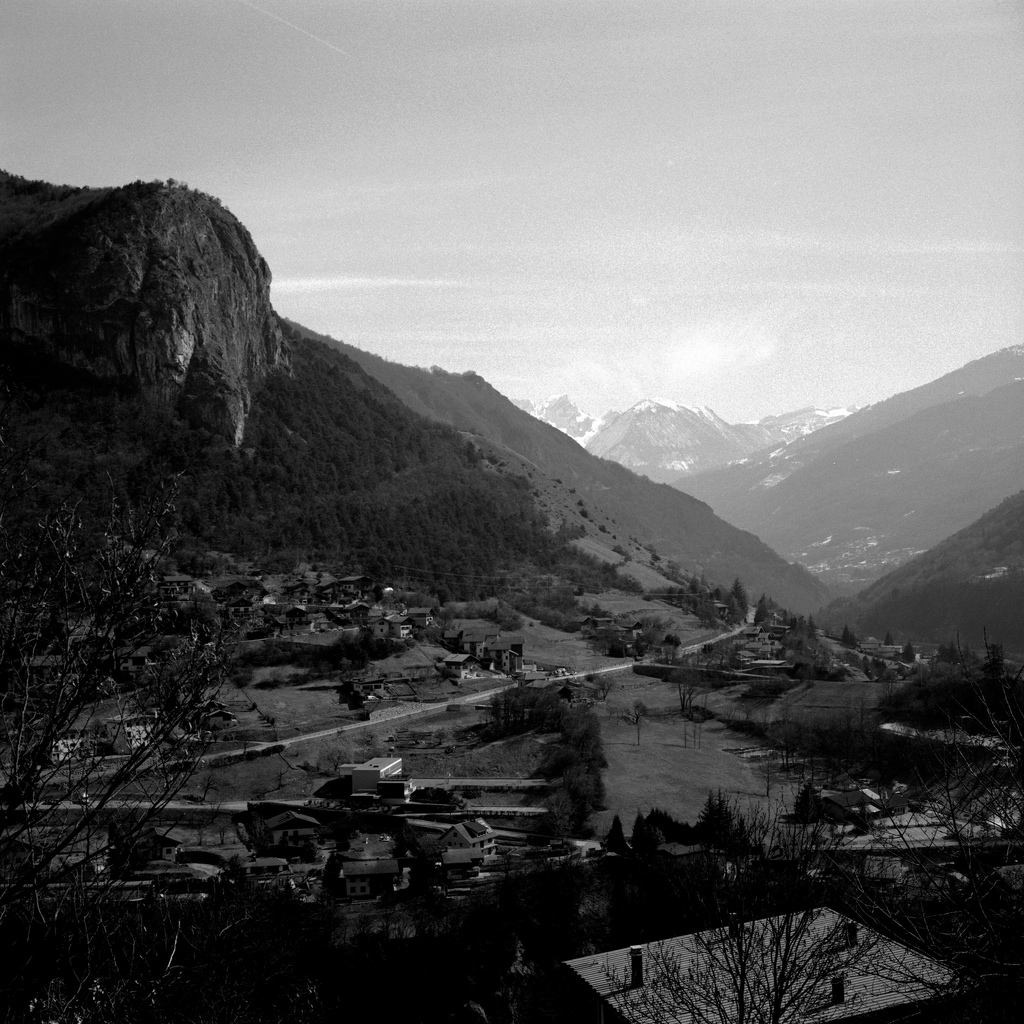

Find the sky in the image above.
[{"left": 2, "top": 0, "right": 1022, "bottom": 421}]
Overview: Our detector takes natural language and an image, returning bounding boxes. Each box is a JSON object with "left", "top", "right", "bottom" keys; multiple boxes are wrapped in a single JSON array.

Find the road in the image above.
[
  {"left": 208, "top": 682, "right": 517, "bottom": 762},
  {"left": 210, "top": 626, "right": 743, "bottom": 763}
]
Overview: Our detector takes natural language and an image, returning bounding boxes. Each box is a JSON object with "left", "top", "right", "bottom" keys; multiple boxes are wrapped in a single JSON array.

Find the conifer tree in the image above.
[
  {"left": 730, "top": 577, "right": 748, "bottom": 617},
  {"left": 793, "top": 781, "right": 821, "bottom": 824},
  {"left": 605, "top": 814, "right": 630, "bottom": 855}
]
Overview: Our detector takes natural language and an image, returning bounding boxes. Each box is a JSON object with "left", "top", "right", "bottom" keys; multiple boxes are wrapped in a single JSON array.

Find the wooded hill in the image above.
[
  {"left": 287, "top": 321, "right": 831, "bottom": 613},
  {"left": 823, "top": 489, "right": 1024, "bottom": 655}
]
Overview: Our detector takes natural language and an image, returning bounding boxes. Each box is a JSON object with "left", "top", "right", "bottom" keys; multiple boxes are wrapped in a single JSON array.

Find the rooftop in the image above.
[{"left": 564, "top": 908, "right": 952, "bottom": 1023}]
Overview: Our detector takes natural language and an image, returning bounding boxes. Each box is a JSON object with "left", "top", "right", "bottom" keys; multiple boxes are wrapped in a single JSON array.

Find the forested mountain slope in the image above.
[
  {"left": 2, "top": 325, "right": 589, "bottom": 593},
  {"left": 823, "top": 489, "right": 1024, "bottom": 654},
  {"left": 287, "top": 322, "right": 832, "bottom": 613}
]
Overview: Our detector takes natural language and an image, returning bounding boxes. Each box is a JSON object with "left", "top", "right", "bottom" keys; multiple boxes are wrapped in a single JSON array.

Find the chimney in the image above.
[
  {"left": 846, "top": 922, "right": 859, "bottom": 948},
  {"left": 831, "top": 974, "right": 846, "bottom": 1005},
  {"left": 629, "top": 946, "right": 644, "bottom": 988}
]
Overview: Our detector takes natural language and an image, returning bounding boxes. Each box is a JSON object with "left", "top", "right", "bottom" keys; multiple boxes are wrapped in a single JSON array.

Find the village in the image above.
[{"left": 12, "top": 563, "right": 998, "bottom": 913}]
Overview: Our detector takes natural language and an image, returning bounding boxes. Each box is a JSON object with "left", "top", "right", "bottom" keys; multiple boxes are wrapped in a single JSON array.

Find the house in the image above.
[
  {"left": 157, "top": 574, "right": 195, "bottom": 600},
  {"left": 442, "top": 653, "right": 482, "bottom": 679},
  {"left": 440, "top": 847, "right": 485, "bottom": 880},
  {"left": 339, "top": 575, "right": 375, "bottom": 598},
  {"left": 367, "top": 614, "right": 389, "bottom": 640},
  {"left": 437, "top": 818, "right": 497, "bottom": 856},
  {"left": 136, "top": 827, "right": 187, "bottom": 862},
  {"left": 51, "top": 728, "right": 98, "bottom": 762},
  {"left": 263, "top": 810, "right": 321, "bottom": 846},
  {"left": 224, "top": 596, "right": 258, "bottom": 621},
  {"left": 385, "top": 614, "right": 414, "bottom": 639},
  {"left": 341, "top": 858, "right": 401, "bottom": 899},
  {"left": 116, "top": 645, "right": 154, "bottom": 675},
  {"left": 336, "top": 601, "right": 372, "bottom": 622},
  {"left": 241, "top": 857, "right": 291, "bottom": 879},
  {"left": 407, "top": 606, "right": 437, "bottom": 628},
  {"left": 821, "top": 788, "right": 908, "bottom": 824},
  {"left": 352, "top": 677, "right": 388, "bottom": 696},
  {"left": 206, "top": 576, "right": 264, "bottom": 603},
  {"left": 104, "top": 711, "right": 159, "bottom": 753},
  {"left": 442, "top": 655, "right": 481, "bottom": 679},
  {"left": 483, "top": 636, "right": 525, "bottom": 675},
  {"left": 22, "top": 653, "right": 65, "bottom": 684},
  {"left": 460, "top": 629, "right": 500, "bottom": 658},
  {"left": 563, "top": 908, "right": 952, "bottom": 1024},
  {"left": 581, "top": 616, "right": 615, "bottom": 633},
  {"left": 281, "top": 578, "right": 316, "bottom": 603}
]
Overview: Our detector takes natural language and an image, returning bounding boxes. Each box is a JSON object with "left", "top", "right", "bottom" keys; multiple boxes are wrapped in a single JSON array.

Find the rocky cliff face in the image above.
[{"left": 0, "top": 174, "right": 287, "bottom": 443}]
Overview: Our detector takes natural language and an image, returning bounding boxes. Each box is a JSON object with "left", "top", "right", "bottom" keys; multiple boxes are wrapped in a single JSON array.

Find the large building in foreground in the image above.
[{"left": 564, "top": 908, "right": 953, "bottom": 1023}]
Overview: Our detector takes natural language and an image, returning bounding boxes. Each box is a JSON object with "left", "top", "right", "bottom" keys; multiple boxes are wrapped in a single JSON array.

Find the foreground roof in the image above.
[{"left": 564, "top": 908, "right": 952, "bottom": 1023}]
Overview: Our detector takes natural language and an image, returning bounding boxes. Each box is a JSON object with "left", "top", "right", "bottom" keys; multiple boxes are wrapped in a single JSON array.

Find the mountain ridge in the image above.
[
  {"left": 683, "top": 347, "right": 1024, "bottom": 588},
  {"left": 288, "top": 320, "right": 832, "bottom": 613}
]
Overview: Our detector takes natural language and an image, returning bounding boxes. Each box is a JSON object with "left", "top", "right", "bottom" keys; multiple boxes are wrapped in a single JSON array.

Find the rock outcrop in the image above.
[{"left": 0, "top": 173, "right": 287, "bottom": 443}]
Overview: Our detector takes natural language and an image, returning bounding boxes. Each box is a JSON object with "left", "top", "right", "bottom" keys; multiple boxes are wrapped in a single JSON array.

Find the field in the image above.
[
  {"left": 589, "top": 672, "right": 885, "bottom": 836},
  {"left": 592, "top": 675, "right": 777, "bottom": 835},
  {"left": 700, "top": 677, "right": 884, "bottom": 724}
]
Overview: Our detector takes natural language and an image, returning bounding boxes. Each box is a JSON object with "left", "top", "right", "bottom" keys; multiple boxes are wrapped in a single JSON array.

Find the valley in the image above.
[{"left": 2, "top": 167, "right": 1021, "bottom": 1024}]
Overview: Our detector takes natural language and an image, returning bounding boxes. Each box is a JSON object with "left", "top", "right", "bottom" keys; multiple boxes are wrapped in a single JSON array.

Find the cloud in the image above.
[
  {"left": 665, "top": 318, "right": 779, "bottom": 377},
  {"left": 272, "top": 276, "right": 471, "bottom": 293}
]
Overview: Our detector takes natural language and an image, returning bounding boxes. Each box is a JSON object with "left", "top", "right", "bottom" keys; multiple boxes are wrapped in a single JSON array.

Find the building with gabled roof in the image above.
[
  {"left": 563, "top": 908, "right": 953, "bottom": 1024},
  {"left": 262, "top": 810, "right": 321, "bottom": 846},
  {"left": 341, "top": 858, "right": 401, "bottom": 898},
  {"left": 437, "top": 818, "right": 497, "bottom": 856}
]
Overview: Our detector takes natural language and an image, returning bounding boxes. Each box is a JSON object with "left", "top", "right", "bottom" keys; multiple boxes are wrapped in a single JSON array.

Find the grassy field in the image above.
[
  {"left": 701, "top": 678, "right": 884, "bottom": 724},
  {"left": 593, "top": 675, "right": 795, "bottom": 838}
]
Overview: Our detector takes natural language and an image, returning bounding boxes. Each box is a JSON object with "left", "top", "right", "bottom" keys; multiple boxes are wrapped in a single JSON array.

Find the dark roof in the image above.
[
  {"left": 343, "top": 858, "right": 400, "bottom": 877},
  {"left": 441, "top": 848, "right": 484, "bottom": 865}
]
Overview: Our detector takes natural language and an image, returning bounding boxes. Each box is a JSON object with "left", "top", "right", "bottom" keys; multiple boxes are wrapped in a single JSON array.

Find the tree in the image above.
[
  {"left": 884, "top": 630, "right": 894, "bottom": 646},
  {"left": 621, "top": 700, "right": 648, "bottom": 745},
  {"left": 753, "top": 594, "right": 769, "bottom": 625},
  {"left": 631, "top": 811, "right": 657, "bottom": 857},
  {"left": 840, "top": 624, "right": 857, "bottom": 648},
  {"left": 730, "top": 577, "right": 748, "bottom": 618},
  {"left": 606, "top": 814, "right": 630, "bottom": 855},
  {"left": 0, "top": 483, "right": 225, "bottom": 924},
  {"left": 900, "top": 641, "right": 915, "bottom": 664},
  {"left": 792, "top": 781, "right": 822, "bottom": 824}
]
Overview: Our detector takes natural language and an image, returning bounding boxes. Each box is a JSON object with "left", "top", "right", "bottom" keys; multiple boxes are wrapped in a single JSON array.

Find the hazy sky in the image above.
[{"left": 3, "top": 1, "right": 1022, "bottom": 420}]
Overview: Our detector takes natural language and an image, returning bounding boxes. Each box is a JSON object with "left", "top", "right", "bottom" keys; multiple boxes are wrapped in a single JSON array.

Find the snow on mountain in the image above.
[
  {"left": 583, "top": 400, "right": 860, "bottom": 484},
  {"left": 515, "top": 395, "right": 856, "bottom": 481},
  {"left": 512, "top": 394, "right": 607, "bottom": 444}
]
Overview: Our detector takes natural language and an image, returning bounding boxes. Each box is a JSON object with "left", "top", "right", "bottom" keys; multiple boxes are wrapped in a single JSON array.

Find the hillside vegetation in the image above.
[
  {"left": 824, "top": 489, "right": 1024, "bottom": 654},
  {"left": 2, "top": 325, "right": 623, "bottom": 595},
  {"left": 288, "top": 322, "right": 830, "bottom": 614}
]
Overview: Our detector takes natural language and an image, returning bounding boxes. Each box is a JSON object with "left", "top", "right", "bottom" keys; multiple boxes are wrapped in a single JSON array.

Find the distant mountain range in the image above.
[
  {"left": 514, "top": 394, "right": 853, "bottom": 481},
  {"left": 822, "top": 488, "right": 1024, "bottom": 655},
  {"left": 586, "top": 400, "right": 854, "bottom": 483},
  {"left": 683, "top": 347, "right": 1024, "bottom": 590},
  {"left": 511, "top": 395, "right": 607, "bottom": 445}
]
